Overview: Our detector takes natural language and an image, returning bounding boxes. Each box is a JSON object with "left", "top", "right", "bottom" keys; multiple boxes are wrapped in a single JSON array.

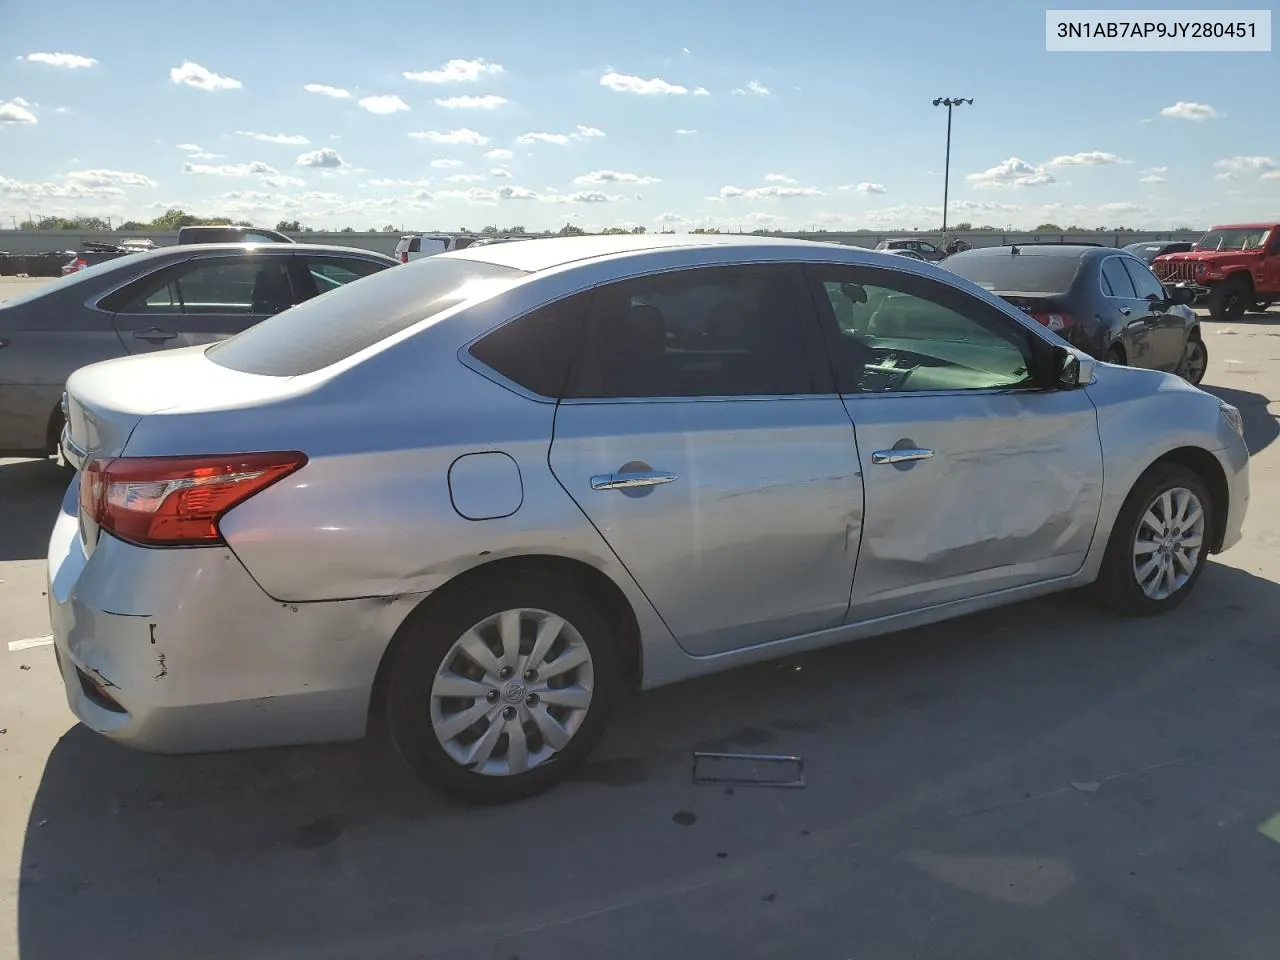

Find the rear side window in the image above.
[
  {"left": 206, "top": 257, "right": 526, "bottom": 376},
  {"left": 300, "top": 256, "right": 388, "bottom": 298},
  {"left": 452, "top": 237, "right": 477, "bottom": 250},
  {"left": 468, "top": 294, "right": 590, "bottom": 398},
  {"left": 942, "top": 252, "right": 1083, "bottom": 294},
  {"left": 408, "top": 237, "right": 421, "bottom": 253},
  {"left": 1100, "top": 257, "right": 1138, "bottom": 298}
]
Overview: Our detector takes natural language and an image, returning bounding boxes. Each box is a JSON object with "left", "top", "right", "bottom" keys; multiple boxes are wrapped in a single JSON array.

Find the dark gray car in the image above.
[{"left": 0, "top": 243, "right": 395, "bottom": 456}]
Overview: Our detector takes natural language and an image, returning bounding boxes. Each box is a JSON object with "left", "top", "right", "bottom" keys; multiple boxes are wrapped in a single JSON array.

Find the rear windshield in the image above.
[
  {"left": 205, "top": 257, "right": 527, "bottom": 376},
  {"left": 941, "top": 251, "right": 1083, "bottom": 294}
]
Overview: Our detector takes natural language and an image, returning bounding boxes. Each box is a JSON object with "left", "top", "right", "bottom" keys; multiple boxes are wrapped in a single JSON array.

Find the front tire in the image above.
[
  {"left": 1178, "top": 334, "right": 1208, "bottom": 385},
  {"left": 1208, "top": 276, "right": 1250, "bottom": 322},
  {"left": 386, "top": 570, "right": 622, "bottom": 804},
  {"left": 1095, "top": 464, "right": 1213, "bottom": 616}
]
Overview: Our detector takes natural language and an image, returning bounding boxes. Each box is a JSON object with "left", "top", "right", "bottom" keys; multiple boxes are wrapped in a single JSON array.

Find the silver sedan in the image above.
[{"left": 48, "top": 234, "right": 1250, "bottom": 803}]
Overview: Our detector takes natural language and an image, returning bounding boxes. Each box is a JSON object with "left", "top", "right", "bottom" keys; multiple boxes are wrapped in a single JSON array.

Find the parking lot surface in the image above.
[{"left": 3, "top": 274, "right": 1280, "bottom": 959}]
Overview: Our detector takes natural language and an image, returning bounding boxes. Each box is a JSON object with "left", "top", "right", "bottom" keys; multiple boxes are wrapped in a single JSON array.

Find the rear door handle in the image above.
[
  {"left": 871, "top": 448, "right": 934, "bottom": 465},
  {"left": 590, "top": 470, "right": 678, "bottom": 490},
  {"left": 133, "top": 328, "right": 177, "bottom": 341},
  {"left": 1118, "top": 306, "right": 1131, "bottom": 316}
]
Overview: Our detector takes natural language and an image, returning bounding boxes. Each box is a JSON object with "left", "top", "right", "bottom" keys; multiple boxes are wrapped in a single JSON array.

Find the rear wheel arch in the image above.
[{"left": 366, "top": 554, "right": 643, "bottom": 734}]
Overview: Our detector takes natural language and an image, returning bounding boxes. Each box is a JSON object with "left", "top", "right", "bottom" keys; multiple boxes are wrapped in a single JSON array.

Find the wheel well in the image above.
[
  {"left": 1148, "top": 447, "right": 1229, "bottom": 552},
  {"left": 366, "top": 555, "right": 643, "bottom": 734},
  {"left": 45, "top": 404, "right": 64, "bottom": 456},
  {"left": 1188, "top": 324, "right": 1201, "bottom": 341},
  {"left": 1223, "top": 271, "right": 1255, "bottom": 292}
]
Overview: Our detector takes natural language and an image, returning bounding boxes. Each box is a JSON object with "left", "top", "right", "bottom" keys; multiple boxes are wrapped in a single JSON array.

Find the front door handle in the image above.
[
  {"left": 1118, "top": 306, "right": 1131, "bottom": 316},
  {"left": 133, "top": 328, "right": 177, "bottom": 341},
  {"left": 590, "top": 470, "right": 678, "bottom": 491},
  {"left": 871, "top": 448, "right": 934, "bottom": 465}
]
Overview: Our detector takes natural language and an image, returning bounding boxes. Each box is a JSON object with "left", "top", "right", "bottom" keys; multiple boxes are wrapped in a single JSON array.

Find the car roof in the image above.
[
  {"left": 1207, "top": 222, "right": 1279, "bottom": 230},
  {"left": 125, "top": 242, "right": 395, "bottom": 260},
  {"left": 444, "top": 232, "right": 831, "bottom": 273}
]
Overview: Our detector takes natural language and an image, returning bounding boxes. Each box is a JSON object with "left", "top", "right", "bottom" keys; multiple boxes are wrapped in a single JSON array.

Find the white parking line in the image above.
[{"left": 7, "top": 635, "right": 53, "bottom": 652}]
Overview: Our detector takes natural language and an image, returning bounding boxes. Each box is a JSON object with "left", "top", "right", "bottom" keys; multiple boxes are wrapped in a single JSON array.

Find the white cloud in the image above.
[
  {"left": 435, "top": 95, "right": 508, "bottom": 109},
  {"left": 25, "top": 52, "right": 97, "bottom": 68},
  {"left": 676, "top": 128, "right": 697, "bottom": 135},
  {"left": 764, "top": 174, "right": 796, "bottom": 183},
  {"left": 410, "top": 128, "right": 490, "bottom": 145},
  {"left": 498, "top": 186, "right": 541, "bottom": 200},
  {"left": 490, "top": 167, "right": 513, "bottom": 178},
  {"left": 1262, "top": 171, "right": 1280, "bottom": 182},
  {"left": 364, "top": 177, "right": 432, "bottom": 188},
  {"left": 0, "top": 100, "right": 37, "bottom": 124},
  {"left": 732, "top": 79, "right": 768, "bottom": 96},
  {"left": 304, "top": 83, "right": 351, "bottom": 99},
  {"left": 574, "top": 170, "right": 661, "bottom": 185},
  {"left": 183, "top": 160, "right": 279, "bottom": 177},
  {"left": 403, "top": 59, "right": 504, "bottom": 83},
  {"left": 431, "top": 158, "right": 465, "bottom": 168},
  {"left": 1145, "top": 166, "right": 1168, "bottom": 174},
  {"left": 66, "top": 169, "right": 156, "bottom": 188},
  {"left": 1215, "top": 156, "right": 1278, "bottom": 175},
  {"left": 1048, "top": 151, "right": 1128, "bottom": 166},
  {"left": 515, "top": 125, "right": 604, "bottom": 146},
  {"left": 1160, "top": 101, "right": 1219, "bottom": 121},
  {"left": 0, "top": 173, "right": 124, "bottom": 200},
  {"left": 175, "top": 143, "right": 203, "bottom": 151},
  {"left": 296, "top": 147, "right": 345, "bottom": 168},
  {"left": 260, "top": 174, "right": 307, "bottom": 188},
  {"left": 1139, "top": 174, "right": 1166, "bottom": 183},
  {"left": 1215, "top": 172, "right": 1238, "bottom": 181},
  {"left": 447, "top": 173, "right": 486, "bottom": 182},
  {"left": 359, "top": 94, "right": 410, "bottom": 114},
  {"left": 600, "top": 72, "right": 688, "bottom": 95},
  {"left": 188, "top": 151, "right": 221, "bottom": 159},
  {"left": 718, "top": 184, "right": 824, "bottom": 199},
  {"left": 239, "top": 131, "right": 310, "bottom": 145},
  {"left": 484, "top": 148, "right": 514, "bottom": 160},
  {"left": 169, "top": 61, "right": 241, "bottom": 91},
  {"left": 966, "top": 157, "right": 1056, "bottom": 188},
  {"left": 1098, "top": 202, "right": 1150, "bottom": 215},
  {"left": 693, "top": 87, "right": 710, "bottom": 96},
  {"left": 438, "top": 187, "right": 500, "bottom": 204},
  {"left": 855, "top": 182, "right": 887, "bottom": 194}
]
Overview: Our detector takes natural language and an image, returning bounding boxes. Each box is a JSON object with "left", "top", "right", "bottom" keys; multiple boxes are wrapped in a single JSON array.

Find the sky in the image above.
[{"left": 1, "top": 0, "right": 1277, "bottom": 234}]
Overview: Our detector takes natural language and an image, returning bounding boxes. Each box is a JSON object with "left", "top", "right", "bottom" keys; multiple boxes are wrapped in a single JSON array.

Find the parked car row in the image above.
[{"left": 41, "top": 232, "right": 1248, "bottom": 804}]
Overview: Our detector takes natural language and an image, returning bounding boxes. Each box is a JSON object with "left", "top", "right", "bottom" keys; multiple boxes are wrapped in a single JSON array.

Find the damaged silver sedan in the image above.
[{"left": 48, "top": 234, "right": 1250, "bottom": 803}]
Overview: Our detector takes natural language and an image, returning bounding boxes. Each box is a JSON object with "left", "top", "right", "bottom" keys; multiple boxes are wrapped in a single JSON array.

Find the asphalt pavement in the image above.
[{"left": 2, "top": 279, "right": 1280, "bottom": 959}]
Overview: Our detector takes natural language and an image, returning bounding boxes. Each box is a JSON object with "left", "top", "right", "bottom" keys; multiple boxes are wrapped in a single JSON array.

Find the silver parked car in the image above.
[
  {"left": 49, "top": 234, "right": 1249, "bottom": 803},
  {"left": 0, "top": 243, "right": 395, "bottom": 457}
]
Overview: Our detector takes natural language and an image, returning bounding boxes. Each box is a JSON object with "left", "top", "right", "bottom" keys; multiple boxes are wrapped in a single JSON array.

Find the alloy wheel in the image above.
[
  {"left": 430, "top": 608, "right": 595, "bottom": 776},
  {"left": 1181, "top": 340, "right": 1207, "bottom": 384},
  {"left": 1131, "top": 487, "right": 1206, "bottom": 601}
]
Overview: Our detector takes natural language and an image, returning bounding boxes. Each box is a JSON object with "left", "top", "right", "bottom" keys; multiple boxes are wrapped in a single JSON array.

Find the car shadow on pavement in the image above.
[
  {"left": 17, "top": 561, "right": 1280, "bottom": 960},
  {"left": 1200, "top": 385, "right": 1278, "bottom": 455},
  {"left": 0, "top": 458, "right": 68, "bottom": 563}
]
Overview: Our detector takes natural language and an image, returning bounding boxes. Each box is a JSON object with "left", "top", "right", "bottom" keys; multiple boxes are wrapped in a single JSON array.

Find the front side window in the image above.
[
  {"left": 1101, "top": 257, "right": 1138, "bottom": 299},
  {"left": 564, "top": 264, "right": 814, "bottom": 399},
  {"left": 117, "top": 257, "right": 294, "bottom": 315},
  {"left": 811, "top": 265, "right": 1038, "bottom": 395},
  {"left": 1121, "top": 257, "right": 1166, "bottom": 301}
]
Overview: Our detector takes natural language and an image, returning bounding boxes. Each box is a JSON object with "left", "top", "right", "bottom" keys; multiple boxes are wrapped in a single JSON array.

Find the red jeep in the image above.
[{"left": 1151, "top": 222, "right": 1280, "bottom": 321}]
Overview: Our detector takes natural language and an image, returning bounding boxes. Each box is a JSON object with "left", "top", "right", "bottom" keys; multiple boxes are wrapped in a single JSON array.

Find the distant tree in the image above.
[
  {"left": 381, "top": 223, "right": 397, "bottom": 233},
  {"left": 951, "top": 221, "right": 974, "bottom": 231},
  {"left": 481, "top": 225, "right": 499, "bottom": 235},
  {"left": 599, "top": 226, "right": 629, "bottom": 235},
  {"left": 276, "top": 219, "right": 302, "bottom": 232},
  {"left": 1035, "top": 222, "right": 1063, "bottom": 232},
  {"left": 504, "top": 225, "right": 526, "bottom": 234},
  {"left": 631, "top": 225, "right": 646, "bottom": 234},
  {"left": 690, "top": 227, "right": 721, "bottom": 234},
  {"left": 340, "top": 226, "right": 355, "bottom": 233},
  {"left": 1175, "top": 224, "right": 1195, "bottom": 232},
  {"left": 33, "top": 215, "right": 110, "bottom": 230},
  {"left": 116, "top": 220, "right": 148, "bottom": 231},
  {"left": 557, "top": 223, "right": 585, "bottom": 236}
]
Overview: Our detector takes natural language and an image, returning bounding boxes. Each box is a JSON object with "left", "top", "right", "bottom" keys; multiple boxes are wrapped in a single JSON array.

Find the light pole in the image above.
[{"left": 932, "top": 97, "right": 973, "bottom": 241}]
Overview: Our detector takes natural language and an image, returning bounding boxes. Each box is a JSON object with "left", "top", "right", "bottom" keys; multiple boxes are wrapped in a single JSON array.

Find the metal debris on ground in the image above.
[{"left": 692, "top": 752, "right": 806, "bottom": 788}]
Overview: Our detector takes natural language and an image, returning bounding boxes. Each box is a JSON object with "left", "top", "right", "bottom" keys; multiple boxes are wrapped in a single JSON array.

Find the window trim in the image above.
[
  {"left": 93, "top": 252, "right": 298, "bottom": 315},
  {"left": 802, "top": 261, "right": 1056, "bottom": 399},
  {"left": 1099, "top": 254, "right": 1140, "bottom": 300},
  {"left": 558, "top": 262, "right": 826, "bottom": 403}
]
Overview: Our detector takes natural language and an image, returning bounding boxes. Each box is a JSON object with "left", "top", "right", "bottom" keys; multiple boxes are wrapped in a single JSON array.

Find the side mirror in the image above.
[
  {"left": 1165, "top": 283, "right": 1196, "bottom": 306},
  {"left": 840, "top": 282, "right": 868, "bottom": 304},
  {"left": 1052, "top": 345, "right": 1091, "bottom": 388}
]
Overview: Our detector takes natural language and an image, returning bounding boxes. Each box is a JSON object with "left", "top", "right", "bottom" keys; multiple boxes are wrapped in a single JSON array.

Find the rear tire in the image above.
[
  {"left": 385, "top": 569, "right": 622, "bottom": 804},
  {"left": 1094, "top": 464, "right": 1214, "bottom": 616},
  {"left": 1208, "top": 276, "right": 1250, "bottom": 322},
  {"left": 1254, "top": 301, "right": 1274, "bottom": 313}
]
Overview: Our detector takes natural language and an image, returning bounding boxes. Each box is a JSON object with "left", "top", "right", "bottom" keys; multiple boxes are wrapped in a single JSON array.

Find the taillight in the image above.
[
  {"left": 80, "top": 452, "right": 307, "bottom": 547},
  {"left": 399, "top": 251, "right": 409, "bottom": 263},
  {"left": 1029, "top": 312, "right": 1075, "bottom": 333}
]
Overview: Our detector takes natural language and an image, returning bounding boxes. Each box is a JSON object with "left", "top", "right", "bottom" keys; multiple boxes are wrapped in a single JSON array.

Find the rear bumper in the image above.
[
  {"left": 60, "top": 422, "right": 85, "bottom": 470},
  {"left": 46, "top": 479, "right": 423, "bottom": 754}
]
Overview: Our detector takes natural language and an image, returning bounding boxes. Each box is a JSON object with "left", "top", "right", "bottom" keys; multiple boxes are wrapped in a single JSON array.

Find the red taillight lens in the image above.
[
  {"left": 81, "top": 452, "right": 307, "bottom": 547},
  {"left": 1029, "top": 312, "right": 1075, "bottom": 333},
  {"left": 399, "top": 251, "right": 408, "bottom": 263}
]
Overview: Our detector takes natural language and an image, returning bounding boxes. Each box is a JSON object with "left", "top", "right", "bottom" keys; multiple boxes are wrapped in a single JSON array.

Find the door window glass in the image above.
[
  {"left": 565, "top": 265, "right": 814, "bottom": 399},
  {"left": 302, "top": 257, "right": 387, "bottom": 296},
  {"left": 1121, "top": 257, "right": 1167, "bottom": 300},
  {"left": 1101, "top": 257, "right": 1138, "bottom": 299},
  {"left": 813, "top": 267, "right": 1037, "bottom": 394},
  {"left": 119, "top": 258, "right": 294, "bottom": 315}
]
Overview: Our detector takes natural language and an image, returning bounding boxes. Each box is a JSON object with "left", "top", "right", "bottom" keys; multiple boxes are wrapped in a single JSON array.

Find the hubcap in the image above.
[
  {"left": 429, "top": 608, "right": 595, "bottom": 777},
  {"left": 1132, "top": 487, "right": 1205, "bottom": 601}
]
